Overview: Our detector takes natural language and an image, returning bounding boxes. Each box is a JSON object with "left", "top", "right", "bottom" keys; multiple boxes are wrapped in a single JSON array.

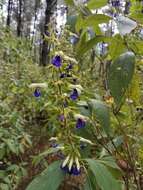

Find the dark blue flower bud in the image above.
[
  {"left": 52, "top": 55, "right": 62, "bottom": 67},
  {"left": 60, "top": 165, "right": 69, "bottom": 173},
  {"left": 51, "top": 143, "right": 59, "bottom": 148},
  {"left": 71, "top": 165, "right": 81, "bottom": 176},
  {"left": 76, "top": 118, "right": 86, "bottom": 129},
  {"left": 111, "top": 0, "right": 120, "bottom": 7},
  {"left": 80, "top": 142, "right": 87, "bottom": 150},
  {"left": 66, "top": 63, "right": 73, "bottom": 71},
  {"left": 34, "top": 88, "right": 41, "bottom": 97},
  {"left": 60, "top": 164, "right": 81, "bottom": 176},
  {"left": 69, "top": 35, "right": 79, "bottom": 45},
  {"left": 60, "top": 73, "right": 66, "bottom": 78},
  {"left": 70, "top": 89, "right": 79, "bottom": 100},
  {"left": 63, "top": 100, "right": 68, "bottom": 108}
]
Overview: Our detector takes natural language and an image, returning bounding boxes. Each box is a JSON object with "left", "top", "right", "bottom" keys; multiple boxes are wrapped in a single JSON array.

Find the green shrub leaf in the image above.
[
  {"left": 107, "top": 52, "right": 135, "bottom": 106},
  {"left": 86, "top": 159, "right": 122, "bottom": 190},
  {"left": 26, "top": 161, "right": 65, "bottom": 190},
  {"left": 88, "top": 99, "right": 110, "bottom": 135}
]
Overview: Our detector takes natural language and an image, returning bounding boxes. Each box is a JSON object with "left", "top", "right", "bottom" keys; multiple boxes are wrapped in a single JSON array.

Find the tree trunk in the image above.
[
  {"left": 40, "top": 0, "right": 57, "bottom": 66},
  {"left": 6, "top": 0, "right": 13, "bottom": 27},
  {"left": 17, "top": 0, "right": 23, "bottom": 37}
]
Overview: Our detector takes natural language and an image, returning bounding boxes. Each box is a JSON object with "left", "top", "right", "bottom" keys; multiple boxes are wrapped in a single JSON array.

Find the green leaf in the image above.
[
  {"left": 84, "top": 171, "right": 97, "bottom": 190},
  {"left": 86, "top": 159, "right": 122, "bottom": 190},
  {"left": 84, "top": 14, "right": 111, "bottom": 33},
  {"left": 76, "top": 14, "right": 111, "bottom": 34},
  {"left": 106, "top": 136, "right": 124, "bottom": 152},
  {"left": 107, "top": 52, "right": 135, "bottom": 106},
  {"left": 98, "top": 156, "right": 120, "bottom": 170},
  {"left": 87, "top": 0, "right": 107, "bottom": 9},
  {"left": 129, "top": 40, "right": 143, "bottom": 55},
  {"left": 88, "top": 99, "right": 110, "bottom": 135},
  {"left": 26, "top": 161, "right": 65, "bottom": 190},
  {"left": 64, "top": 0, "right": 74, "bottom": 6},
  {"left": 66, "top": 15, "right": 77, "bottom": 32},
  {"left": 130, "top": 13, "right": 143, "bottom": 24},
  {"left": 76, "top": 36, "right": 109, "bottom": 56},
  {"left": 109, "top": 34, "right": 126, "bottom": 60}
]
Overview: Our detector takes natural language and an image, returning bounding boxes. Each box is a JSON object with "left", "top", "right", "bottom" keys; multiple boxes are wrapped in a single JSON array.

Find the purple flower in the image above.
[
  {"left": 60, "top": 165, "right": 81, "bottom": 176},
  {"left": 51, "top": 143, "right": 59, "bottom": 148},
  {"left": 71, "top": 165, "right": 81, "bottom": 176},
  {"left": 70, "top": 89, "right": 79, "bottom": 100},
  {"left": 63, "top": 100, "right": 68, "bottom": 108},
  {"left": 80, "top": 143, "right": 87, "bottom": 150},
  {"left": 69, "top": 36, "right": 79, "bottom": 45},
  {"left": 60, "top": 73, "right": 66, "bottom": 79},
  {"left": 111, "top": 0, "right": 120, "bottom": 7},
  {"left": 52, "top": 55, "right": 62, "bottom": 67},
  {"left": 59, "top": 114, "right": 65, "bottom": 122},
  {"left": 76, "top": 118, "right": 86, "bottom": 129},
  {"left": 60, "top": 165, "right": 69, "bottom": 173},
  {"left": 66, "top": 63, "right": 73, "bottom": 71},
  {"left": 34, "top": 88, "right": 41, "bottom": 97}
]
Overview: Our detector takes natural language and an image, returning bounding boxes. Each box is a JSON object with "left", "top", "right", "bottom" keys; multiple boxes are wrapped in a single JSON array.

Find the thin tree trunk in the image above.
[
  {"left": 40, "top": 0, "right": 57, "bottom": 66},
  {"left": 17, "top": 0, "right": 23, "bottom": 37},
  {"left": 6, "top": 0, "right": 13, "bottom": 27}
]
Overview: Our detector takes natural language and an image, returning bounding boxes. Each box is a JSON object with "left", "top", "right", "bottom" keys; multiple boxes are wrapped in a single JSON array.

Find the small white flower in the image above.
[
  {"left": 29, "top": 83, "right": 47, "bottom": 88},
  {"left": 62, "top": 155, "right": 70, "bottom": 168},
  {"left": 80, "top": 137, "right": 94, "bottom": 145},
  {"left": 75, "top": 157, "right": 80, "bottom": 170},
  {"left": 74, "top": 114, "right": 88, "bottom": 121},
  {"left": 68, "top": 157, "right": 74, "bottom": 171},
  {"left": 49, "top": 137, "right": 58, "bottom": 141}
]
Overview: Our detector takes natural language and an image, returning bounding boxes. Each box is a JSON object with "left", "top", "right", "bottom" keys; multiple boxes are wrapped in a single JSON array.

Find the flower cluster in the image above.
[
  {"left": 61, "top": 155, "right": 81, "bottom": 176},
  {"left": 111, "top": 0, "right": 120, "bottom": 7},
  {"left": 61, "top": 164, "right": 81, "bottom": 175}
]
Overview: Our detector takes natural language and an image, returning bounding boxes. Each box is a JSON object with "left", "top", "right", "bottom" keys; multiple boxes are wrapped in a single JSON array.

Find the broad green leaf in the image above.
[
  {"left": 130, "top": 2, "right": 143, "bottom": 24},
  {"left": 84, "top": 171, "right": 97, "bottom": 190},
  {"left": 26, "top": 161, "right": 65, "bottom": 190},
  {"left": 109, "top": 34, "right": 126, "bottom": 60},
  {"left": 129, "top": 40, "right": 143, "bottom": 55},
  {"left": 130, "top": 13, "right": 143, "bottom": 24},
  {"left": 76, "top": 14, "right": 111, "bottom": 34},
  {"left": 84, "top": 14, "right": 111, "bottom": 33},
  {"left": 84, "top": 175, "right": 94, "bottom": 190},
  {"left": 87, "top": 0, "right": 107, "bottom": 9},
  {"left": 64, "top": 0, "right": 74, "bottom": 6},
  {"left": 107, "top": 52, "right": 135, "bottom": 106},
  {"left": 76, "top": 36, "right": 109, "bottom": 56},
  {"left": 66, "top": 15, "right": 77, "bottom": 32},
  {"left": 98, "top": 156, "right": 120, "bottom": 170},
  {"left": 75, "top": 14, "right": 83, "bottom": 33},
  {"left": 129, "top": 72, "right": 140, "bottom": 104},
  {"left": 32, "top": 147, "right": 61, "bottom": 165},
  {"left": 106, "top": 136, "right": 124, "bottom": 152},
  {"left": 88, "top": 99, "right": 110, "bottom": 135},
  {"left": 86, "top": 159, "right": 122, "bottom": 190}
]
